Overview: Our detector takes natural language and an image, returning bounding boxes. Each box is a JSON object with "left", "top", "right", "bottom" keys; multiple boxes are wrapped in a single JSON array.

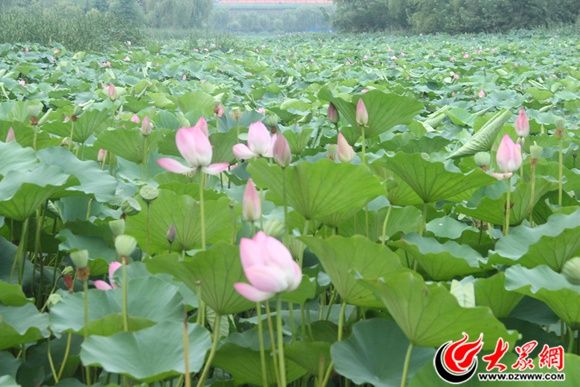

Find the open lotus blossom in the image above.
[
  {"left": 232, "top": 121, "right": 275, "bottom": 160},
  {"left": 157, "top": 117, "right": 228, "bottom": 176},
  {"left": 336, "top": 132, "right": 355, "bottom": 162},
  {"left": 94, "top": 262, "right": 122, "bottom": 290},
  {"left": 234, "top": 232, "right": 302, "bottom": 302},
  {"left": 5, "top": 127, "right": 15, "bottom": 143},
  {"left": 496, "top": 135, "right": 522, "bottom": 173},
  {"left": 242, "top": 179, "right": 261, "bottom": 222},
  {"left": 515, "top": 108, "right": 529, "bottom": 137}
]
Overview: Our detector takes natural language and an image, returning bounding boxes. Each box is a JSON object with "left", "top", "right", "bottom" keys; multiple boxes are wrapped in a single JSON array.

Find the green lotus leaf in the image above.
[
  {"left": 505, "top": 265, "right": 580, "bottom": 325},
  {"left": 489, "top": 210, "right": 580, "bottom": 271},
  {"left": 248, "top": 158, "right": 383, "bottom": 226},
  {"left": 302, "top": 235, "right": 404, "bottom": 307},
  {"left": 0, "top": 281, "right": 28, "bottom": 306},
  {"left": 80, "top": 321, "right": 211, "bottom": 383},
  {"left": 363, "top": 271, "right": 518, "bottom": 349},
  {"left": 332, "top": 319, "right": 434, "bottom": 387},
  {"left": 474, "top": 272, "right": 523, "bottom": 318},
  {"left": 0, "top": 141, "right": 37, "bottom": 176},
  {"left": 0, "top": 303, "right": 49, "bottom": 350}
]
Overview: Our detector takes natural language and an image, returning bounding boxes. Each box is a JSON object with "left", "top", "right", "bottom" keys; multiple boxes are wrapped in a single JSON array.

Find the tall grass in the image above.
[{"left": 0, "top": 6, "right": 142, "bottom": 51}]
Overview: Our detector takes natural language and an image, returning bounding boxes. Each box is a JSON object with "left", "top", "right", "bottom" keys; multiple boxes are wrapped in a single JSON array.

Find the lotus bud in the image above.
[
  {"left": 273, "top": 133, "right": 292, "bottom": 168},
  {"left": 139, "top": 185, "right": 159, "bottom": 202},
  {"left": 242, "top": 179, "right": 261, "bottom": 222},
  {"left": 166, "top": 224, "right": 177, "bottom": 244},
  {"left": 47, "top": 293, "right": 63, "bottom": 307},
  {"left": 478, "top": 89, "right": 486, "bottom": 98},
  {"left": 141, "top": 116, "right": 153, "bottom": 136},
  {"left": 356, "top": 99, "right": 368, "bottom": 126},
  {"left": 562, "top": 257, "right": 580, "bottom": 285},
  {"left": 496, "top": 135, "right": 522, "bottom": 173},
  {"left": 70, "top": 250, "right": 89, "bottom": 269},
  {"left": 515, "top": 108, "right": 529, "bottom": 137},
  {"left": 5, "top": 127, "right": 15, "bottom": 143},
  {"left": 337, "top": 132, "right": 355, "bottom": 162},
  {"left": 106, "top": 83, "right": 117, "bottom": 100},
  {"left": 109, "top": 219, "right": 126, "bottom": 237},
  {"left": 327, "top": 103, "right": 339, "bottom": 124},
  {"left": 97, "top": 148, "right": 107, "bottom": 163},
  {"left": 131, "top": 114, "right": 140, "bottom": 124},
  {"left": 474, "top": 152, "right": 491, "bottom": 169},
  {"left": 115, "top": 234, "right": 137, "bottom": 258},
  {"left": 529, "top": 143, "right": 543, "bottom": 160}
]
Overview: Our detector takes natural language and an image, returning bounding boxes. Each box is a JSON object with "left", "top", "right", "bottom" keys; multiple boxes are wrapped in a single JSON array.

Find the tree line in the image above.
[{"left": 333, "top": 0, "right": 580, "bottom": 33}]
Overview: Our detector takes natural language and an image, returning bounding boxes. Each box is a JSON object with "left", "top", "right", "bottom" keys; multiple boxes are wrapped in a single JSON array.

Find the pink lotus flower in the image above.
[
  {"left": 106, "top": 84, "right": 117, "bottom": 100},
  {"left": 232, "top": 121, "right": 274, "bottom": 160},
  {"left": 97, "top": 148, "right": 107, "bottom": 162},
  {"left": 257, "top": 107, "right": 266, "bottom": 115},
  {"left": 515, "top": 108, "right": 529, "bottom": 137},
  {"left": 356, "top": 99, "right": 368, "bottom": 126},
  {"left": 18, "top": 79, "right": 26, "bottom": 86},
  {"left": 131, "top": 114, "right": 140, "bottom": 124},
  {"left": 141, "top": 116, "right": 153, "bottom": 136},
  {"left": 5, "top": 128, "right": 15, "bottom": 143},
  {"left": 243, "top": 179, "right": 261, "bottom": 222},
  {"left": 496, "top": 135, "right": 522, "bottom": 173},
  {"left": 94, "top": 262, "right": 122, "bottom": 290},
  {"left": 157, "top": 117, "right": 228, "bottom": 176},
  {"left": 327, "top": 103, "right": 338, "bottom": 124},
  {"left": 337, "top": 132, "right": 355, "bottom": 162},
  {"left": 478, "top": 89, "right": 486, "bottom": 98},
  {"left": 234, "top": 232, "right": 302, "bottom": 302},
  {"left": 273, "top": 133, "right": 291, "bottom": 167},
  {"left": 463, "top": 53, "right": 470, "bottom": 59}
]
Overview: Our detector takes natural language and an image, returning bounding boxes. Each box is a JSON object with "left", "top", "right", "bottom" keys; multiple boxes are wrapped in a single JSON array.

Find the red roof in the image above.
[{"left": 218, "top": 0, "right": 332, "bottom": 4}]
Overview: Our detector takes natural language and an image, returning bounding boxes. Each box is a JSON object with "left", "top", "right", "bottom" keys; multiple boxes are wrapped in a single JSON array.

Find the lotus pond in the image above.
[{"left": 0, "top": 29, "right": 579, "bottom": 387}]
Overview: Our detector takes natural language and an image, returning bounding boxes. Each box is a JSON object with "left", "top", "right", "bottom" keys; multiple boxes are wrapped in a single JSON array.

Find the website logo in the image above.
[{"left": 434, "top": 333, "right": 483, "bottom": 384}]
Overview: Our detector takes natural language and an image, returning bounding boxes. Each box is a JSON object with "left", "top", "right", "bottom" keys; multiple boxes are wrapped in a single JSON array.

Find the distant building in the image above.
[{"left": 216, "top": 0, "right": 333, "bottom": 11}]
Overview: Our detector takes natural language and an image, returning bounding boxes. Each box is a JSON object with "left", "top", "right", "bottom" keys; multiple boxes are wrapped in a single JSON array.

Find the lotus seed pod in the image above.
[
  {"left": 529, "top": 143, "right": 543, "bottom": 160},
  {"left": 562, "top": 257, "right": 580, "bottom": 285},
  {"left": 139, "top": 185, "right": 159, "bottom": 202},
  {"left": 62, "top": 266, "right": 74, "bottom": 276},
  {"left": 474, "top": 152, "right": 491, "bottom": 167},
  {"left": 109, "top": 219, "right": 126, "bottom": 237},
  {"left": 262, "top": 218, "right": 285, "bottom": 239},
  {"left": 115, "top": 234, "right": 137, "bottom": 257},
  {"left": 47, "top": 293, "right": 63, "bottom": 307},
  {"left": 264, "top": 114, "right": 279, "bottom": 129},
  {"left": 70, "top": 250, "right": 89, "bottom": 268}
]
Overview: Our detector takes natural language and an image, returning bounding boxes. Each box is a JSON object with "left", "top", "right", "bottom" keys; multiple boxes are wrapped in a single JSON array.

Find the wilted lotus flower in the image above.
[
  {"left": 356, "top": 99, "right": 368, "bottom": 126},
  {"left": 327, "top": 103, "right": 339, "bottom": 124},
  {"left": 141, "top": 116, "right": 153, "bottom": 136},
  {"left": 157, "top": 117, "right": 228, "bottom": 176},
  {"left": 515, "top": 108, "right": 529, "bottom": 137},
  {"left": 243, "top": 179, "right": 261, "bottom": 222},
  {"left": 232, "top": 122, "right": 274, "bottom": 160},
  {"left": 496, "top": 135, "right": 522, "bottom": 173},
  {"left": 94, "top": 262, "right": 122, "bottom": 291},
  {"left": 106, "top": 84, "right": 117, "bottom": 100},
  {"left": 273, "top": 133, "right": 291, "bottom": 167},
  {"left": 131, "top": 114, "right": 140, "bottom": 124},
  {"left": 5, "top": 128, "right": 15, "bottom": 143},
  {"left": 214, "top": 104, "right": 225, "bottom": 118},
  {"left": 234, "top": 232, "right": 302, "bottom": 302},
  {"left": 336, "top": 132, "right": 355, "bottom": 162}
]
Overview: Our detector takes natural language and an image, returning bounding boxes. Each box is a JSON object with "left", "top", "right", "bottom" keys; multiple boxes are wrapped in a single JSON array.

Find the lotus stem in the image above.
[
  {"left": 504, "top": 177, "right": 512, "bottom": 236},
  {"left": 183, "top": 312, "right": 191, "bottom": 387},
  {"left": 47, "top": 338, "right": 59, "bottom": 383},
  {"left": 57, "top": 331, "right": 72, "bottom": 380},
  {"left": 380, "top": 205, "right": 393, "bottom": 245},
  {"left": 13, "top": 217, "right": 29, "bottom": 285},
  {"left": 529, "top": 161, "right": 536, "bottom": 224},
  {"left": 199, "top": 173, "right": 206, "bottom": 250},
  {"left": 360, "top": 126, "right": 367, "bottom": 165},
  {"left": 567, "top": 325, "right": 574, "bottom": 353},
  {"left": 68, "top": 121, "right": 75, "bottom": 150},
  {"left": 122, "top": 258, "right": 129, "bottom": 332},
  {"left": 400, "top": 343, "right": 414, "bottom": 387},
  {"left": 256, "top": 303, "right": 269, "bottom": 387},
  {"left": 196, "top": 313, "right": 221, "bottom": 387},
  {"left": 276, "top": 297, "right": 287, "bottom": 387},
  {"left": 83, "top": 279, "right": 92, "bottom": 386},
  {"left": 283, "top": 168, "right": 288, "bottom": 237},
  {"left": 320, "top": 302, "right": 347, "bottom": 387},
  {"left": 265, "top": 302, "right": 281, "bottom": 385},
  {"left": 558, "top": 143, "right": 563, "bottom": 206}
]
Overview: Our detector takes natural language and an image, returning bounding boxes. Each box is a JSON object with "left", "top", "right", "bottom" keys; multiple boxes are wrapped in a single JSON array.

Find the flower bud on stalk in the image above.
[
  {"left": 356, "top": 99, "right": 368, "bottom": 126},
  {"left": 71, "top": 250, "right": 90, "bottom": 281},
  {"left": 327, "top": 103, "right": 339, "bottom": 124},
  {"left": 273, "top": 133, "right": 292, "bottom": 168},
  {"left": 141, "top": 116, "right": 153, "bottom": 136},
  {"left": 166, "top": 224, "right": 177, "bottom": 244}
]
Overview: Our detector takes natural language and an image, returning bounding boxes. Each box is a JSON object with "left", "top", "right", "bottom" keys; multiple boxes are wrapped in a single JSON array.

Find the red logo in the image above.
[{"left": 434, "top": 333, "right": 484, "bottom": 384}]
